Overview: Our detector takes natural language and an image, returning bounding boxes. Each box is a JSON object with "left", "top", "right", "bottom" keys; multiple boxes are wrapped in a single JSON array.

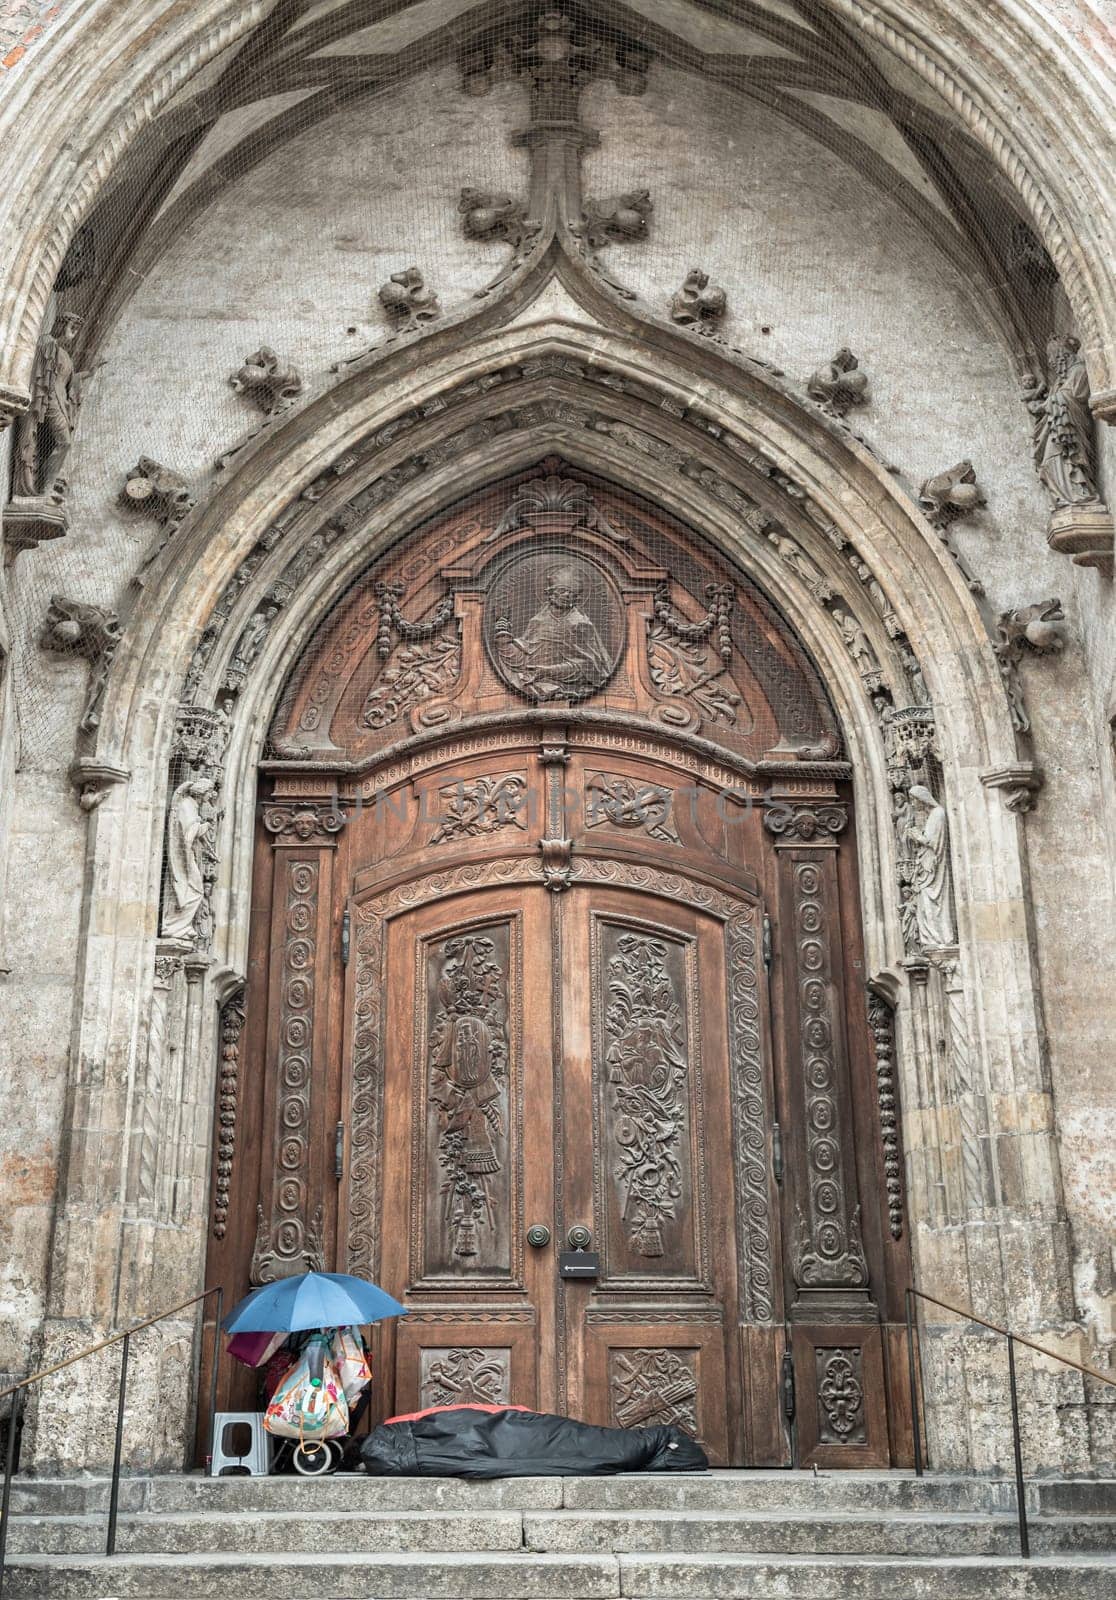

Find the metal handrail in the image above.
[
  {"left": 905, "top": 1284, "right": 1116, "bottom": 1560},
  {"left": 0, "top": 1284, "right": 223, "bottom": 1597}
]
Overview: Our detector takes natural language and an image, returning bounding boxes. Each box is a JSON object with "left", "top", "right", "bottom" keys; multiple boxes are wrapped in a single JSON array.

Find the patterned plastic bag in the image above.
[{"left": 264, "top": 1349, "right": 349, "bottom": 1442}]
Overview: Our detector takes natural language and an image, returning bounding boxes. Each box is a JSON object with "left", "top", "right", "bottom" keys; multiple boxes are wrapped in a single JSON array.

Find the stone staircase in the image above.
[{"left": 3, "top": 1470, "right": 1114, "bottom": 1597}]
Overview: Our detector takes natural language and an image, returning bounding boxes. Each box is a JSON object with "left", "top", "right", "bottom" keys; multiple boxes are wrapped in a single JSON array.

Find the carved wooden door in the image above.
[{"left": 341, "top": 863, "right": 775, "bottom": 1467}]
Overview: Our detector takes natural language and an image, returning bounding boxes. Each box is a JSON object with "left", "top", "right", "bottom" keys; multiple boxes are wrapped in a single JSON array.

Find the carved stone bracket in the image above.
[
  {"left": 40, "top": 596, "right": 123, "bottom": 737},
  {"left": 68, "top": 757, "right": 129, "bottom": 812},
  {"left": 866, "top": 986, "right": 903, "bottom": 1240},
  {"left": 3, "top": 495, "right": 68, "bottom": 563},
  {"left": 1046, "top": 504, "right": 1115, "bottom": 575},
  {"left": 992, "top": 599, "right": 1065, "bottom": 734},
  {"left": 262, "top": 803, "right": 347, "bottom": 844},
  {"left": 980, "top": 762, "right": 1044, "bottom": 813},
  {"left": 763, "top": 801, "right": 848, "bottom": 844}
]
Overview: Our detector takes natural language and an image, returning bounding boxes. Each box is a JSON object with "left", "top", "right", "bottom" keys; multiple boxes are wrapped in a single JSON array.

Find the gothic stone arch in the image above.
[{"left": 25, "top": 323, "right": 1076, "bottom": 1474}]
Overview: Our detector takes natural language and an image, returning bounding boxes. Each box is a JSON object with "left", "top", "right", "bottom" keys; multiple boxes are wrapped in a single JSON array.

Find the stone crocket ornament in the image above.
[
  {"left": 807, "top": 348, "right": 870, "bottom": 418},
  {"left": 669, "top": 268, "right": 727, "bottom": 335},
  {"left": 377, "top": 266, "right": 441, "bottom": 333}
]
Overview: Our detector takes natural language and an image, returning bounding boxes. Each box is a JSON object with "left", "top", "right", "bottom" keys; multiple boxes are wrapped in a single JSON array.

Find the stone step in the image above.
[
  {"left": 523, "top": 1509, "right": 1116, "bottom": 1556},
  {"left": 3, "top": 1550, "right": 1112, "bottom": 1600},
  {"left": 0, "top": 1551, "right": 620, "bottom": 1599},
  {"left": 13, "top": 1470, "right": 1113, "bottom": 1517},
  {"left": 6, "top": 1507, "right": 1113, "bottom": 1558}
]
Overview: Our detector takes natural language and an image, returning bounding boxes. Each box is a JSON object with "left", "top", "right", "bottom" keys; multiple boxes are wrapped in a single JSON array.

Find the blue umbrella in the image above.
[{"left": 222, "top": 1271, "right": 408, "bottom": 1335}]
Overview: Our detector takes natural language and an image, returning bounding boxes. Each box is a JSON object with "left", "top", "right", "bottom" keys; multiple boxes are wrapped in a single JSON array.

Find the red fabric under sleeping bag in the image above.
[{"left": 360, "top": 1403, "right": 709, "bottom": 1478}]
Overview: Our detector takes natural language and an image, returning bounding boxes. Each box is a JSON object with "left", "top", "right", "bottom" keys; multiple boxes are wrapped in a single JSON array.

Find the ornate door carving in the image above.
[{"left": 204, "top": 463, "right": 913, "bottom": 1468}]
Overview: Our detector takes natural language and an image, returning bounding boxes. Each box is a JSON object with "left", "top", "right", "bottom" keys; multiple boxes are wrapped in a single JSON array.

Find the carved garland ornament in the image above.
[
  {"left": 212, "top": 990, "right": 245, "bottom": 1240},
  {"left": 867, "top": 989, "right": 903, "bottom": 1241}
]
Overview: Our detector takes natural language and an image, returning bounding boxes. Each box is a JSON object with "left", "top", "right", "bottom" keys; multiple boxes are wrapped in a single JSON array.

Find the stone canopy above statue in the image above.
[{"left": 268, "top": 462, "right": 840, "bottom": 768}]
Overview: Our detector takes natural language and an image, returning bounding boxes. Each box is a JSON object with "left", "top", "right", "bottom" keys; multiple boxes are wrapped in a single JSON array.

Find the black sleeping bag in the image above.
[{"left": 359, "top": 1404, "right": 709, "bottom": 1478}]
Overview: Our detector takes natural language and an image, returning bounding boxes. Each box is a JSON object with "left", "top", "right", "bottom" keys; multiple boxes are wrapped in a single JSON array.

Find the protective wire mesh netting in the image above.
[{"left": 3, "top": 0, "right": 1060, "bottom": 821}]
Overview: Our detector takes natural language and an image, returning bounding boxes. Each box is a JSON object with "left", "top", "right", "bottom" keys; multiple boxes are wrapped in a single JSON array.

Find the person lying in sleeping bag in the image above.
[{"left": 359, "top": 1402, "right": 709, "bottom": 1478}]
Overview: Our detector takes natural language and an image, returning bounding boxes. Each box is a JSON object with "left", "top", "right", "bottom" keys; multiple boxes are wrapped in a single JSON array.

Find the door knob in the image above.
[
  {"left": 567, "top": 1225, "right": 592, "bottom": 1251},
  {"left": 526, "top": 1224, "right": 551, "bottom": 1248}
]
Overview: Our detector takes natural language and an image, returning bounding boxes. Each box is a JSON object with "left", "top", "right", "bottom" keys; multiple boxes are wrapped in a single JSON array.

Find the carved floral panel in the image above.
[{"left": 815, "top": 1347, "right": 867, "bottom": 1445}]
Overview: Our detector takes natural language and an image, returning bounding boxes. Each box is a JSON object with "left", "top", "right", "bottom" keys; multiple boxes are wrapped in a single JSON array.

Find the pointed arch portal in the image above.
[{"left": 201, "top": 460, "right": 914, "bottom": 1467}]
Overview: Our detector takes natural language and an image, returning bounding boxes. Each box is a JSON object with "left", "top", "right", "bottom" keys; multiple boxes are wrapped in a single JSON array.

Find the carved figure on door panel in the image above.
[
  {"left": 423, "top": 1347, "right": 510, "bottom": 1409},
  {"left": 487, "top": 555, "right": 621, "bottom": 701},
  {"left": 429, "top": 935, "right": 508, "bottom": 1258},
  {"left": 604, "top": 934, "right": 689, "bottom": 1257}
]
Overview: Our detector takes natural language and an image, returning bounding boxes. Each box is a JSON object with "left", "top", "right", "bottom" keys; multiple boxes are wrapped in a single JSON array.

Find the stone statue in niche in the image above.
[
  {"left": 377, "top": 266, "right": 440, "bottom": 333},
  {"left": 906, "top": 785, "right": 955, "bottom": 949},
  {"left": 669, "top": 268, "right": 727, "bottom": 335},
  {"left": 488, "top": 555, "right": 621, "bottom": 702},
  {"left": 1023, "top": 337, "right": 1101, "bottom": 509},
  {"left": 13, "top": 312, "right": 85, "bottom": 502},
  {"left": 807, "top": 348, "right": 869, "bottom": 417},
  {"left": 162, "top": 776, "right": 219, "bottom": 941}
]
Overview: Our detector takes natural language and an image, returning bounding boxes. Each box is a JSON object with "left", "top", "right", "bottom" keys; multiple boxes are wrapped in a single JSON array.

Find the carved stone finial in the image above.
[
  {"left": 40, "top": 595, "right": 123, "bottom": 736},
  {"left": 377, "top": 266, "right": 441, "bottom": 333},
  {"left": 228, "top": 346, "right": 302, "bottom": 418},
  {"left": 669, "top": 268, "right": 727, "bottom": 335},
  {"left": 992, "top": 599, "right": 1065, "bottom": 734},
  {"left": 807, "top": 347, "right": 869, "bottom": 418}
]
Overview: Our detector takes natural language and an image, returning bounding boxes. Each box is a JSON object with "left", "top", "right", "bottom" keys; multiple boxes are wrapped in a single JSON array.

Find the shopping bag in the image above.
[
  {"left": 227, "top": 1330, "right": 286, "bottom": 1369},
  {"left": 264, "top": 1352, "right": 349, "bottom": 1442},
  {"left": 331, "top": 1327, "right": 372, "bottom": 1404}
]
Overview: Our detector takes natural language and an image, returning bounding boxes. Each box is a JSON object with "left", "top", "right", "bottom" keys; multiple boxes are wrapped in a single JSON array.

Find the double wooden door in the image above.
[{"left": 344, "top": 873, "right": 777, "bottom": 1467}]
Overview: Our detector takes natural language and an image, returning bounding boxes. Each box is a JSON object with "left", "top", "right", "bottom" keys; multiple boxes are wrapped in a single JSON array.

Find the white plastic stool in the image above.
[{"left": 209, "top": 1412, "right": 272, "bottom": 1477}]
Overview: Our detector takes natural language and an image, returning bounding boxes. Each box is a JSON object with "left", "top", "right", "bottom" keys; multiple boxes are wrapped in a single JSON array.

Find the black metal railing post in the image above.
[
  {"left": 905, "top": 1287, "right": 923, "bottom": 1476},
  {"left": 106, "top": 1332, "right": 131, "bottom": 1557},
  {"left": 207, "top": 1286, "right": 223, "bottom": 1474},
  {"left": 1006, "top": 1333, "right": 1030, "bottom": 1558},
  {"left": 0, "top": 1387, "right": 23, "bottom": 1600}
]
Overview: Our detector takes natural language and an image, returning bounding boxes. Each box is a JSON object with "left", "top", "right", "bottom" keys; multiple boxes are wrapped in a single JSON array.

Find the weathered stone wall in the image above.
[{"left": 0, "top": 49, "right": 1113, "bottom": 1463}]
